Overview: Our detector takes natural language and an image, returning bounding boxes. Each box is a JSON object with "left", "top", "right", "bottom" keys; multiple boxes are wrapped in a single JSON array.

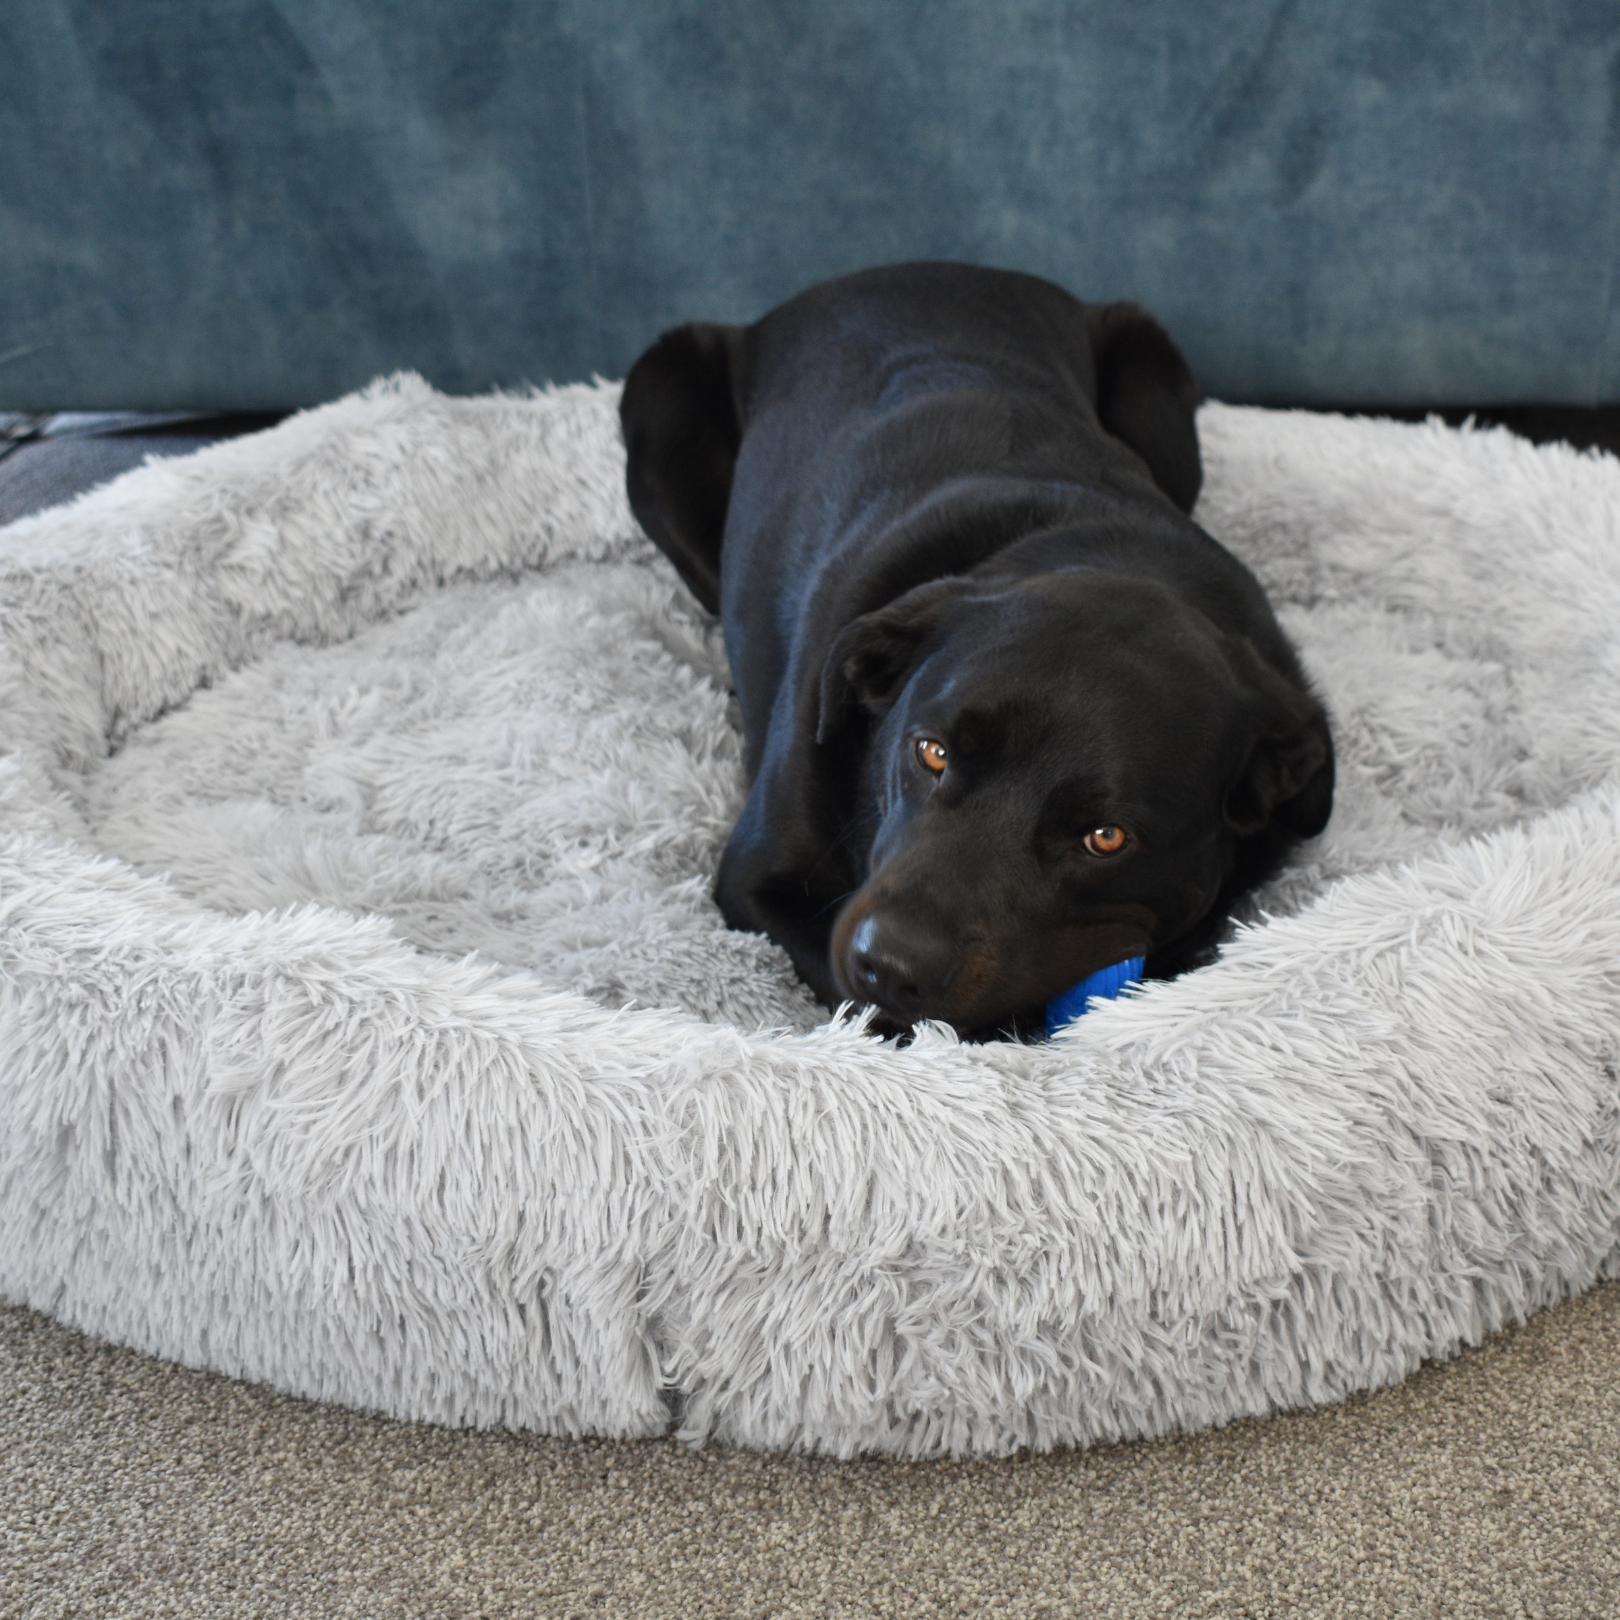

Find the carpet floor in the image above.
[{"left": 5, "top": 1282, "right": 1617, "bottom": 1618}]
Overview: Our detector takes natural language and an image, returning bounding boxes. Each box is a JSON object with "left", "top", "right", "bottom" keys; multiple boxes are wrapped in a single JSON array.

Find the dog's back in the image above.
[{"left": 718, "top": 266, "right": 1258, "bottom": 769}]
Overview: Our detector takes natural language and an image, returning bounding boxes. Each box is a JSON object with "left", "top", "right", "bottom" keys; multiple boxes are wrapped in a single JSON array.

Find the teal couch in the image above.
[{"left": 3, "top": 1, "right": 1617, "bottom": 411}]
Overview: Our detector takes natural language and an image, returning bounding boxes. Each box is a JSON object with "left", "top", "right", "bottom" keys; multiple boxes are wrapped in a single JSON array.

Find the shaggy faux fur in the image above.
[{"left": 1, "top": 377, "right": 1618, "bottom": 1458}]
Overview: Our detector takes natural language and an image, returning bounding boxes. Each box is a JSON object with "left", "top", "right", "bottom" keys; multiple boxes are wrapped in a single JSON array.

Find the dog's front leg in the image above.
[{"left": 714, "top": 789, "right": 857, "bottom": 1011}]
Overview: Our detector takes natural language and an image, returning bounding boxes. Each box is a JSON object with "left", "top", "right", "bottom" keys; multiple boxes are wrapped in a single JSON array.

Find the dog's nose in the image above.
[{"left": 847, "top": 913, "right": 958, "bottom": 1019}]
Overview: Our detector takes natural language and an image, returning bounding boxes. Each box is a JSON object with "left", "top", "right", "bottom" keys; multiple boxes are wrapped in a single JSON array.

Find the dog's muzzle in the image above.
[
  {"left": 843, "top": 911, "right": 960, "bottom": 1022},
  {"left": 831, "top": 890, "right": 998, "bottom": 1027}
]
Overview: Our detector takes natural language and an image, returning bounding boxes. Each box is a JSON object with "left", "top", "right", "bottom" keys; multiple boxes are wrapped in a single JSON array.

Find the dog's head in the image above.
[{"left": 816, "top": 571, "right": 1332, "bottom": 1034}]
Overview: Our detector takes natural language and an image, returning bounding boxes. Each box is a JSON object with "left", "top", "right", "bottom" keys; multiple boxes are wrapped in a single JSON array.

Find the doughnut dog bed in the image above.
[{"left": 2, "top": 376, "right": 1618, "bottom": 1459}]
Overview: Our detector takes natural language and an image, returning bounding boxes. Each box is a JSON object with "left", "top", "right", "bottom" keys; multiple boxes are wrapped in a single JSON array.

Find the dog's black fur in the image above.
[{"left": 621, "top": 263, "right": 1332, "bottom": 1037}]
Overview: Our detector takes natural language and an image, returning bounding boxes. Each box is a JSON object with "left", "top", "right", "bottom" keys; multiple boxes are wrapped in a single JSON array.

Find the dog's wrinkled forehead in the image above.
[{"left": 900, "top": 575, "right": 1244, "bottom": 773}]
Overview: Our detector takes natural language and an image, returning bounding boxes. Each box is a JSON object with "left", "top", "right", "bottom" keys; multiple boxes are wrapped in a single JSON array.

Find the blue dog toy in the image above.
[{"left": 1045, "top": 956, "right": 1145, "bottom": 1037}]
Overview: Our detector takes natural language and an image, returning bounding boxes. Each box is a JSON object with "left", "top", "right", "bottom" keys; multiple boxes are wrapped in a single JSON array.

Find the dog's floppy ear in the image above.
[
  {"left": 815, "top": 578, "right": 975, "bottom": 744},
  {"left": 1086, "top": 301, "right": 1202, "bottom": 515},
  {"left": 1223, "top": 641, "right": 1335, "bottom": 838},
  {"left": 619, "top": 322, "right": 748, "bottom": 615}
]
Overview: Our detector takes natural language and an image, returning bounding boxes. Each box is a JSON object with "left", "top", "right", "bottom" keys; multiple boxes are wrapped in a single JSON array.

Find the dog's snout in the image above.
[{"left": 847, "top": 913, "right": 958, "bottom": 1018}]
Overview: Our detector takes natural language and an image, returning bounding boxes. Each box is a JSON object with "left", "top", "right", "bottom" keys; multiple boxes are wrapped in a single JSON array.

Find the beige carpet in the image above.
[{"left": 4, "top": 1284, "right": 1617, "bottom": 1619}]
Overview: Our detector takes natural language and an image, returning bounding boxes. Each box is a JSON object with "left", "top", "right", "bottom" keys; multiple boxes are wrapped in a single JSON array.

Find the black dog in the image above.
[{"left": 621, "top": 263, "right": 1332, "bottom": 1036}]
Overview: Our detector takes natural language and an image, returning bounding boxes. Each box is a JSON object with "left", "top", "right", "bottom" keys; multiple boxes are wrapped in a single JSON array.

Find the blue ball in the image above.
[{"left": 1045, "top": 956, "right": 1145, "bottom": 1037}]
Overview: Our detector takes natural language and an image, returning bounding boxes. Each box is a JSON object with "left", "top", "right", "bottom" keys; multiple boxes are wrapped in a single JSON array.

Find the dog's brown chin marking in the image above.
[
  {"left": 929, "top": 947, "right": 1000, "bottom": 1029},
  {"left": 971, "top": 916, "right": 1156, "bottom": 1028}
]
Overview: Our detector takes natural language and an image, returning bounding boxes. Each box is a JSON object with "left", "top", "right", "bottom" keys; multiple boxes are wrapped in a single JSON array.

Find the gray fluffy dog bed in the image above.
[{"left": 1, "top": 377, "right": 1618, "bottom": 1458}]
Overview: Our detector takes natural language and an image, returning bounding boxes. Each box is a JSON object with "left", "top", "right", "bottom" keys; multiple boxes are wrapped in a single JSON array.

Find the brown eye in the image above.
[
  {"left": 915, "top": 737, "right": 948, "bottom": 775},
  {"left": 1084, "top": 825, "right": 1129, "bottom": 857}
]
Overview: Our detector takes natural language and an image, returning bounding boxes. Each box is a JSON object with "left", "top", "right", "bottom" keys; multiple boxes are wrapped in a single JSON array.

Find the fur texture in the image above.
[{"left": 1, "top": 375, "right": 1617, "bottom": 1457}]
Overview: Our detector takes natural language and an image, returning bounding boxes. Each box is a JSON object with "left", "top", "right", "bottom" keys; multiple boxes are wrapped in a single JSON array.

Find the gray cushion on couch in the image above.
[{"left": 3, "top": 0, "right": 1617, "bottom": 411}]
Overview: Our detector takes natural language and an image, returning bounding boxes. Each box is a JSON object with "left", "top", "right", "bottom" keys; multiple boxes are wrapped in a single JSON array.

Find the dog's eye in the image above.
[
  {"left": 1083, "top": 825, "right": 1129, "bottom": 857},
  {"left": 915, "top": 737, "right": 948, "bottom": 775}
]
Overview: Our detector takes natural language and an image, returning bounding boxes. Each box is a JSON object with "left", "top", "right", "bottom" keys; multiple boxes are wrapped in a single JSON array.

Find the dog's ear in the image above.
[
  {"left": 619, "top": 322, "right": 748, "bottom": 615},
  {"left": 815, "top": 578, "right": 975, "bottom": 745},
  {"left": 1086, "top": 301, "right": 1202, "bottom": 515},
  {"left": 1223, "top": 641, "right": 1335, "bottom": 838}
]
